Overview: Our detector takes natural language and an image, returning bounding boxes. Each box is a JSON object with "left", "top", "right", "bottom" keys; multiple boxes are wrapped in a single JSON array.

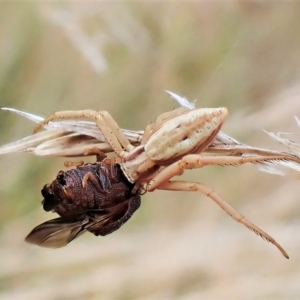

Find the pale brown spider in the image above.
[{"left": 34, "top": 106, "right": 300, "bottom": 258}]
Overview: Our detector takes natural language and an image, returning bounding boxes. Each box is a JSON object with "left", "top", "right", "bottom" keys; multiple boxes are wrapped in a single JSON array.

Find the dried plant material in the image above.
[
  {"left": 31, "top": 134, "right": 112, "bottom": 157},
  {"left": 0, "top": 129, "right": 67, "bottom": 155},
  {"left": 0, "top": 107, "right": 142, "bottom": 157},
  {"left": 165, "top": 90, "right": 196, "bottom": 110},
  {"left": 264, "top": 130, "right": 300, "bottom": 156},
  {"left": 257, "top": 119, "right": 300, "bottom": 178},
  {"left": 1, "top": 92, "right": 295, "bottom": 160},
  {"left": 258, "top": 161, "right": 300, "bottom": 180}
]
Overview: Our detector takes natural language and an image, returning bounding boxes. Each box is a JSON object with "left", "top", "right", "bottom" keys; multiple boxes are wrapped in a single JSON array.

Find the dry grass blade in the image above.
[{"left": 1, "top": 93, "right": 300, "bottom": 176}]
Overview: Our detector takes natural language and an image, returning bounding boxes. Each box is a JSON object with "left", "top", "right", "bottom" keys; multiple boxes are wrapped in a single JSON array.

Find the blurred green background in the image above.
[{"left": 1, "top": 2, "right": 300, "bottom": 299}]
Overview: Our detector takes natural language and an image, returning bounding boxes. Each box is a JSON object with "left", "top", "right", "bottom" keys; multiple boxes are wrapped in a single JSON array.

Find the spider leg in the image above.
[
  {"left": 100, "top": 111, "right": 134, "bottom": 153},
  {"left": 159, "top": 180, "right": 289, "bottom": 259},
  {"left": 179, "top": 153, "right": 300, "bottom": 168},
  {"left": 146, "top": 153, "right": 300, "bottom": 191},
  {"left": 33, "top": 109, "right": 133, "bottom": 158}
]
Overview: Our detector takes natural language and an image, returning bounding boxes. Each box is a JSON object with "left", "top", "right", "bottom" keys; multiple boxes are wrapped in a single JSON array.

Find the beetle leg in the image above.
[{"left": 64, "top": 160, "right": 84, "bottom": 168}]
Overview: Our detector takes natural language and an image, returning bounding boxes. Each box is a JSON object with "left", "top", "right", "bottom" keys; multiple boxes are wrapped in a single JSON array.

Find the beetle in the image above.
[{"left": 25, "top": 160, "right": 140, "bottom": 248}]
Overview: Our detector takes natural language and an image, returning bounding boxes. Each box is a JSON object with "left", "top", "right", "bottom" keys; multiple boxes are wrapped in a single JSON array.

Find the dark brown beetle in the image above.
[{"left": 25, "top": 160, "right": 141, "bottom": 248}]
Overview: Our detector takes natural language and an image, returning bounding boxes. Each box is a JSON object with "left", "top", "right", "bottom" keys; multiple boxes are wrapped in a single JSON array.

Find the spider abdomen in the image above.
[{"left": 145, "top": 108, "right": 228, "bottom": 162}]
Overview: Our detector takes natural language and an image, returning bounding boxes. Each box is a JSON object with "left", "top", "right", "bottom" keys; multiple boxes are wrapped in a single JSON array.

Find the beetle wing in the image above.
[
  {"left": 25, "top": 216, "right": 89, "bottom": 248},
  {"left": 87, "top": 195, "right": 141, "bottom": 236}
]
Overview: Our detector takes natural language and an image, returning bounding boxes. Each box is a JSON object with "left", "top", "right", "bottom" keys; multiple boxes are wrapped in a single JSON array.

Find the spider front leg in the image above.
[
  {"left": 158, "top": 180, "right": 289, "bottom": 259},
  {"left": 146, "top": 153, "right": 300, "bottom": 191},
  {"left": 33, "top": 109, "right": 134, "bottom": 158}
]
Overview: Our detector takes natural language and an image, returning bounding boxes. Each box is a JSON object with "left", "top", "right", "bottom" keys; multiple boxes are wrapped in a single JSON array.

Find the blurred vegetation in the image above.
[{"left": 1, "top": 2, "right": 300, "bottom": 299}]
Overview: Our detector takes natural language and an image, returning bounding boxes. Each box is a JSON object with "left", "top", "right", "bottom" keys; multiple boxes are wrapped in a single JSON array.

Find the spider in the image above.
[{"left": 33, "top": 106, "right": 300, "bottom": 258}]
